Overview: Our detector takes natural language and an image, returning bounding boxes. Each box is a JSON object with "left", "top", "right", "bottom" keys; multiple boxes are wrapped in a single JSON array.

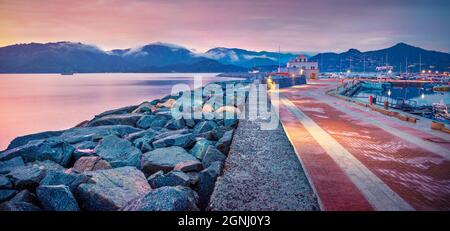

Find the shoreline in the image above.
[{"left": 0, "top": 78, "right": 252, "bottom": 211}]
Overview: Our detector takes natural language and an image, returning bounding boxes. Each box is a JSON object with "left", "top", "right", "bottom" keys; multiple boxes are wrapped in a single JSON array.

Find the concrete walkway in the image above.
[
  {"left": 276, "top": 80, "right": 450, "bottom": 211},
  {"left": 208, "top": 117, "right": 320, "bottom": 211}
]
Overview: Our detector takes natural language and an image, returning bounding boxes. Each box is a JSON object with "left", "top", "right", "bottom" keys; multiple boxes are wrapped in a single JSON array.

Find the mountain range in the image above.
[
  {"left": 310, "top": 43, "right": 450, "bottom": 73},
  {"left": 0, "top": 41, "right": 448, "bottom": 73}
]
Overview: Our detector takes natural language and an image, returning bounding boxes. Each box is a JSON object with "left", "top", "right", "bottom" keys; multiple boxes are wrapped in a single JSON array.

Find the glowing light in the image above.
[
  {"left": 421, "top": 93, "right": 425, "bottom": 99},
  {"left": 388, "top": 89, "right": 391, "bottom": 96},
  {"left": 422, "top": 70, "right": 426, "bottom": 74},
  {"left": 388, "top": 70, "right": 392, "bottom": 74},
  {"left": 346, "top": 70, "right": 351, "bottom": 73}
]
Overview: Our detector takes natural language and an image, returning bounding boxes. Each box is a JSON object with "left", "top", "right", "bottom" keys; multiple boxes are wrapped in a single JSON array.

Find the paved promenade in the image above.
[{"left": 274, "top": 80, "right": 450, "bottom": 211}]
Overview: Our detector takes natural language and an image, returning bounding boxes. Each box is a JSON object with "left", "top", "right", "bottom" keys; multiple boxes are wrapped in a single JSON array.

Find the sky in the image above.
[{"left": 0, "top": 0, "right": 449, "bottom": 53}]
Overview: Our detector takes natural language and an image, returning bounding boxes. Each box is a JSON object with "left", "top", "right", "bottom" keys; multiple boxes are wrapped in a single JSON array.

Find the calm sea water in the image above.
[
  {"left": 0, "top": 73, "right": 239, "bottom": 150},
  {"left": 354, "top": 87, "right": 450, "bottom": 106}
]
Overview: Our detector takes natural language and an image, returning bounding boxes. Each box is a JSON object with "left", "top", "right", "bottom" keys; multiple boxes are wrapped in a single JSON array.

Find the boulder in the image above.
[
  {"left": 223, "top": 118, "right": 239, "bottom": 128},
  {"left": 6, "top": 130, "right": 64, "bottom": 150},
  {"left": 37, "top": 185, "right": 80, "bottom": 211},
  {"left": 156, "top": 98, "right": 177, "bottom": 109},
  {"left": 40, "top": 170, "right": 88, "bottom": 192},
  {"left": 165, "top": 119, "right": 186, "bottom": 130},
  {"left": 76, "top": 167, "right": 150, "bottom": 211},
  {"left": 0, "top": 175, "right": 12, "bottom": 189},
  {"left": 94, "top": 105, "right": 138, "bottom": 118},
  {"left": 154, "top": 129, "right": 191, "bottom": 140},
  {"left": 141, "top": 146, "right": 198, "bottom": 175},
  {"left": 147, "top": 170, "right": 191, "bottom": 188},
  {"left": 186, "top": 172, "right": 200, "bottom": 185},
  {"left": 60, "top": 125, "right": 142, "bottom": 143},
  {"left": 132, "top": 102, "right": 156, "bottom": 114},
  {"left": 88, "top": 113, "right": 143, "bottom": 127},
  {"left": 137, "top": 115, "right": 170, "bottom": 129},
  {"left": 0, "top": 201, "right": 41, "bottom": 211},
  {"left": 121, "top": 186, "right": 199, "bottom": 211},
  {"left": 0, "top": 139, "right": 74, "bottom": 167},
  {"left": 73, "top": 156, "right": 112, "bottom": 172},
  {"left": 193, "top": 121, "right": 218, "bottom": 134},
  {"left": 215, "top": 130, "right": 233, "bottom": 154},
  {"left": 10, "top": 190, "right": 38, "bottom": 204},
  {"left": 197, "top": 161, "right": 223, "bottom": 210},
  {"left": 126, "top": 129, "right": 158, "bottom": 142},
  {"left": 7, "top": 160, "right": 65, "bottom": 191},
  {"left": 202, "top": 146, "right": 226, "bottom": 168},
  {"left": 0, "top": 156, "right": 25, "bottom": 174},
  {"left": 184, "top": 118, "right": 196, "bottom": 128},
  {"left": 72, "top": 141, "right": 97, "bottom": 160},
  {"left": 210, "top": 126, "right": 232, "bottom": 141},
  {"left": 0, "top": 189, "right": 18, "bottom": 203},
  {"left": 152, "top": 133, "right": 195, "bottom": 149},
  {"left": 189, "top": 139, "right": 213, "bottom": 160},
  {"left": 174, "top": 160, "right": 203, "bottom": 172},
  {"left": 94, "top": 135, "right": 142, "bottom": 168}
]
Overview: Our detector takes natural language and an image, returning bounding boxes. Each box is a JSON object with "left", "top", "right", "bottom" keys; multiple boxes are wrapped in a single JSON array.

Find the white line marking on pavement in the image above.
[
  {"left": 308, "top": 91, "right": 450, "bottom": 160},
  {"left": 281, "top": 96, "right": 415, "bottom": 211}
]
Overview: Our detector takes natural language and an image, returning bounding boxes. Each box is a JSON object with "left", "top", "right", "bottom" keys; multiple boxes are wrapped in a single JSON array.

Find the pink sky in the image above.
[{"left": 1, "top": 0, "right": 449, "bottom": 52}]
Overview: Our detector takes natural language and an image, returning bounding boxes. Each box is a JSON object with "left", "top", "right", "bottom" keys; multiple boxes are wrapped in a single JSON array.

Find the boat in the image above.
[{"left": 432, "top": 101, "right": 450, "bottom": 121}]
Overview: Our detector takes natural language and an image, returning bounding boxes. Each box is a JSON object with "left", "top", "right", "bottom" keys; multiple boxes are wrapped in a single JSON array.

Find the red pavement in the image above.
[{"left": 278, "top": 82, "right": 450, "bottom": 211}]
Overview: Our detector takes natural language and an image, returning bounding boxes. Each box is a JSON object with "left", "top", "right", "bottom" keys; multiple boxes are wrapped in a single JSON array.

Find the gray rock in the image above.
[
  {"left": 40, "top": 170, "right": 88, "bottom": 192},
  {"left": 202, "top": 146, "right": 226, "bottom": 168},
  {"left": 184, "top": 119, "right": 196, "bottom": 128},
  {"left": 37, "top": 185, "right": 80, "bottom": 211},
  {"left": 94, "top": 105, "right": 138, "bottom": 118},
  {"left": 121, "top": 186, "right": 199, "bottom": 211},
  {"left": 10, "top": 190, "right": 38, "bottom": 204},
  {"left": 137, "top": 115, "right": 170, "bottom": 129},
  {"left": 193, "top": 121, "right": 218, "bottom": 134},
  {"left": 73, "top": 156, "right": 112, "bottom": 172},
  {"left": 152, "top": 133, "right": 195, "bottom": 149},
  {"left": 224, "top": 118, "right": 239, "bottom": 128},
  {"left": 210, "top": 126, "right": 232, "bottom": 141},
  {"left": 0, "top": 201, "right": 41, "bottom": 211},
  {"left": 186, "top": 171, "right": 200, "bottom": 185},
  {"left": 215, "top": 130, "right": 233, "bottom": 154},
  {"left": 148, "top": 170, "right": 191, "bottom": 188},
  {"left": 0, "top": 156, "right": 25, "bottom": 174},
  {"left": 0, "top": 175, "right": 12, "bottom": 189},
  {"left": 154, "top": 129, "right": 191, "bottom": 140},
  {"left": 174, "top": 160, "right": 203, "bottom": 172},
  {"left": 189, "top": 139, "right": 213, "bottom": 160},
  {"left": 126, "top": 129, "right": 158, "bottom": 142},
  {"left": 0, "top": 189, "right": 18, "bottom": 203},
  {"left": 197, "top": 161, "right": 223, "bottom": 209},
  {"left": 76, "top": 167, "right": 150, "bottom": 211},
  {"left": 165, "top": 119, "right": 186, "bottom": 130},
  {"left": 72, "top": 141, "right": 97, "bottom": 160},
  {"left": 94, "top": 135, "right": 142, "bottom": 168},
  {"left": 132, "top": 102, "right": 155, "bottom": 114},
  {"left": 132, "top": 136, "right": 155, "bottom": 153},
  {"left": 60, "top": 125, "right": 142, "bottom": 143},
  {"left": 0, "top": 139, "right": 74, "bottom": 167},
  {"left": 6, "top": 130, "right": 64, "bottom": 150},
  {"left": 88, "top": 113, "right": 143, "bottom": 127},
  {"left": 7, "top": 160, "right": 65, "bottom": 191},
  {"left": 141, "top": 146, "right": 198, "bottom": 175}
]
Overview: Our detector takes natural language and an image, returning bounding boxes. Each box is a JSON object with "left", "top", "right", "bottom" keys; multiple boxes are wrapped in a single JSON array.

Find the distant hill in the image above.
[
  {"left": 0, "top": 42, "right": 245, "bottom": 73},
  {"left": 201, "top": 47, "right": 299, "bottom": 68},
  {"left": 0, "top": 41, "right": 448, "bottom": 73},
  {"left": 310, "top": 43, "right": 450, "bottom": 72}
]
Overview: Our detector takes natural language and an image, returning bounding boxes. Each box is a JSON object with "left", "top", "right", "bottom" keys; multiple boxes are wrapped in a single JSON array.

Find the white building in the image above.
[{"left": 278, "top": 54, "right": 319, "bottom": 79}]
